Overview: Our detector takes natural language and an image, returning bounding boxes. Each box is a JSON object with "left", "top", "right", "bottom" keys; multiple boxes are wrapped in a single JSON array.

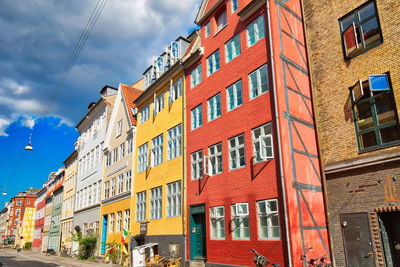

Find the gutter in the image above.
[{"left": 265, "top": 0, "right": 292, "bottom": 266}]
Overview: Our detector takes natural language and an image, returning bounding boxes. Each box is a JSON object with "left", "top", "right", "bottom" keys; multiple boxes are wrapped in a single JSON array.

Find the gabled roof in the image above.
[
  {"left": 120, "top": 84, "right": 143, "bottom": 126},
  {"left": 195, "top": 0, "right": 225, "bottom": 25}
]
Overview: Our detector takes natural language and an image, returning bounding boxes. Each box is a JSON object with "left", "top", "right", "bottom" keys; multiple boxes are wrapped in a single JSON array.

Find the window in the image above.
[
  {"left": 207, "top": 50, "right": 220, "bottom": 76},
  {"left": 112, "top": 148, "right": 118, "bottom": 163},
  {"left": 339, "top": 1, "right": 382, "bottom": 59},
  {"left": 140, "top": 104, "right": 150, "bottom": 124},
  {"left": 350, "top": 73, "right": 400, "bottom": 151},
  {"left": 150, "top": 187, "right": 162, "bottom": 220},
  {"left": 167, "top": 181, "right": 181, "bottom": 217},
  {"left": 109, "top": 213, "right": 114, "bottom": 233},
  {"left": 207, "top": 142, "right": 222, "bottom": 175},
  {"left": 154, "top": 92, "right": 165, "bottom": 114},
  {"left": 125, "top": 170, "right": 132, "bottom": 192},
  {"left": 116, "top": 120, "right": 123, "bottom": 136},
  {"left": 124, "top": 210, "right": 130, "bottom": 231},
  {"left": 191, "top": 150, "right": 203, "bottom": 180},
  {"left": 17, "top": 200, "right": 22, "bottom": 206},
  {"left": 116, "top": 211, "right": 122, "bottom": 232},
  {"left": 227, "top": 80, "right": 243, "bottom": 111},
  {"left": 15, "top": 209, "right": 20, "bottom": 216},
  {"left": 191, "top": 64, "right": 202, "bottom": 88},
  {"left": 252, "top": 123, "right": 274, "bottom": 162},
  {"left": 232, "top": 203, "right": 250, "bottom": 240},
  {"left": 106, "top": 152, "right": 111, "bottom": 167},
  {"left": 167, "top": 124, "right": 182, "bottom": 160},
  {"left": 127, "top": 138, "right": 133, "bottom": 154},
  {"left": 119, "top": 143, "right": 125, "bottom": 159},
  {"left": 205, "top": 22, "right": 211, "bottom": 37},
  {"left": 169, "top": 77, "right": 182, "bottom": 103},
  {"left": 257, "top": 199, "right": 280, "bottom": 240},
  {"left": 118, "top": 174, "right": 124, "bottom": 194},
  {"left": 136, "top": 191, "right": 146, "bottom": 221},
  {"left": 229, "top": 134, "right": 246, "bottom": 170},
  {"left": 151, "top": 135, "right": 163, "bottom": 167},
  {"left": 225, "top": 34, "right": 241, "bottom": 63},
  {"left": 88, "top": 185, "right": 92, "bottom": 206},
  {"left": 231, "top": 0, "right": 238, "bottom": 13},
  {"left": 208, "top": 93, "right": 221, "bottom": 121},
  {"left": 138, "top": 143, "right": 148, "bottom": 172},
  {"left": 111, "top": 178, "right": 116, "bottom": 197},
  {"left": 191, "top": 105, "right": 203, "bottom": 130},
  {"left": 247, "top": 14, "right": 265, "bottom": 47},
  {"left": 216, "top": 10, "right": 227, "bottom": 32},
  {"left": 249, "top": 65, "right": 268, "bottom": 99},
  {"left": 210, "top": 206, "right": 225, "bottom": 239}
]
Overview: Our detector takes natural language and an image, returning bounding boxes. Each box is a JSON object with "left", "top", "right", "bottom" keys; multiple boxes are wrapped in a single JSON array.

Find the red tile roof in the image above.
[{"left": 120, "top": 84, "right": 143, "bottom": 126}]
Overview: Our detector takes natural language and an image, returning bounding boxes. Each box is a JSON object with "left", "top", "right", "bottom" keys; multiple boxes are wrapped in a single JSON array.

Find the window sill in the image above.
[
  {"left": 358, "top": 140, "right": 400, "bottom": 154},
  {"left": 247, "top": 36, "right": 265, "bottom": 48},
  {"left": 214, "top": 24, "right": 228, "bottom": 37}
]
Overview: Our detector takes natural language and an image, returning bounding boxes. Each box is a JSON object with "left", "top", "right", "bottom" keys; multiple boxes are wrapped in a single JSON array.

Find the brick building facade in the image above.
[{"left": 303, "top": 0, "right": 400, "bottom": 266}]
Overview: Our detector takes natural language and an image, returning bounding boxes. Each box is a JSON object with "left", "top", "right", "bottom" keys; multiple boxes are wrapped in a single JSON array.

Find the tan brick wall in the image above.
[{"left": 303, "top": 0, "right": 400, "bottom": 166}]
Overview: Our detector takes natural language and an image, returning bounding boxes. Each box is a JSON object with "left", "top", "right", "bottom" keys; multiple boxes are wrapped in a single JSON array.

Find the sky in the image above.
[{"left": 0, "top": 0, "right": 201, "bottom": 206}]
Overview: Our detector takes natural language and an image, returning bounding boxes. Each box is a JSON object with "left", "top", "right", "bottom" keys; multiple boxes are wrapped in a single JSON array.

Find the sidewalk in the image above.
[{"left": 0, "top": 248, "right": 119, "bottom": 267}]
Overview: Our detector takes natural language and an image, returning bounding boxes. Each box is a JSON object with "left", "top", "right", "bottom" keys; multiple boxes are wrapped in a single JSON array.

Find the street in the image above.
[{"left": 0, "top": 249, "right": 111, "bottom": 267}]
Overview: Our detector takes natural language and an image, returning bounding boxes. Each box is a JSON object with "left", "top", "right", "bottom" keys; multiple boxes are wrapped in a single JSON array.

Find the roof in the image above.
[
  {"left": 120, "top": 84, "right": 143, "bottom": 126},
  {"left": 184, "top": 32, "right": 199, "bottom": 57}
]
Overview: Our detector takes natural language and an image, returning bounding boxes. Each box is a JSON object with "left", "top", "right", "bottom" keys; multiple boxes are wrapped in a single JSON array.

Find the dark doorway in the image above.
[
  {"left": 190, "top": 204, "right": 206, "bottom": 260},
  {"left": 379, "top": 211, "right": 400, "bottom": 267},
  {"left": 340, "top": 213, "right": 375, "bottom": 267}
]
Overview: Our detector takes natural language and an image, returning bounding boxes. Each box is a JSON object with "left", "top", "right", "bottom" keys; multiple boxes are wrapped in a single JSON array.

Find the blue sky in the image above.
[{"left": 0, "top": 0, "right": 200, "bottom": 206}]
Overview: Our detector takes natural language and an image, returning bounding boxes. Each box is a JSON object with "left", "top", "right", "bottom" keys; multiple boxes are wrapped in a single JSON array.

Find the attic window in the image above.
[{"left": 216, "top": 9, "right": 227, "bottom": 32}]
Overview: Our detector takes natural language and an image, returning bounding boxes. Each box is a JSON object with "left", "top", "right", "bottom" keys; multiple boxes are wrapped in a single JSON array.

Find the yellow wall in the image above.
[
  {"left": 131, "top": 71, "right": 185, "bottom": 237},
  {"left": 101, "top": 197, "right": 131, "bottom": 244}
]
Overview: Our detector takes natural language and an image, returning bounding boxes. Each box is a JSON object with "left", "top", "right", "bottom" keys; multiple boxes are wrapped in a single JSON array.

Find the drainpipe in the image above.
[{"left": 265, "top": 0, "right": 293, "bottom": 266}]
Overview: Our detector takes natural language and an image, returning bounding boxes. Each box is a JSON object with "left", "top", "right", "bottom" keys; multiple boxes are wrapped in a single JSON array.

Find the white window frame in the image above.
[
  {"left": 138, "top": 143, "right": 148, "bottom": 172},
  {"left": 249, "top": 64, "right": 268, "bottom": 99},
  {"left": 191, "top": 64, "right": 202, "bottom": 88},
  {"left": 231, "top": 0, "right": 238, "bottom": 13},
  {"left": 205, "top": 21, "right": 211, "bottom": 37},
  {"left": 151, "top": 134, "right": 163, "bottom": 167},
  {"left": 216, "top": 10, "right": 227, "bottom": 32},
  {"left": 207, "top": 50, "right": 220, "bottom": 76},
  {"left": 127, "top": 138, "right": 133, "bottom": 154},
  {"left": 210, "top": 206, "right": 225, "bottom": 240},
  {"left": 139, "top": 104, "right": 150, "bottom": 124},
  {"left": 191, "top": 150, "right": 203, "bottom": 180},
  {"left": 118, "top": 174, "right": 124, "bottom": 194},
  {"left": 226, "top": 80, "right": 243, "bottom": 112},
  {"left": 229, "top": 134, "right": 246, "bottom": 170},
  {"left": 120, "top": 143, "right": 125, "bottom": 159},
  {"left": 208, "top": 93, "right": 221, "bottom": 121},
  {"left": 167, "top": 181, "right": 181, "bottom": 217},
  {"left": 225, "top": 34, "right": 241, "bottom": 63},
  {"left": 109, "top": 213, "right": 114, "bottom": 233},
  {"left": 136, "top": 191, "right": 146, "bottom": 222},
  {"left": 116, "top": 211, "right": 122, "bottom": 232},
  {"left": 257, "top": 199, "right": 280, "bottom": 240},
  {"left": 167, "top": 124, "right": 182, "bottom": 160},
  {"left": 191, "top": 105, "right": 203, "bottom": 130},
  {"left": 116, "top": 120, "right": 123, "bottom": 136},
  {"left": 124, "top": 209, "right": 130, "bottom": 231},
  {"left": 208, "top": 142, "right": 222, "bottom": 175},
  {"left": 247, "top": 14, "right": 265, "bottom": 47},
  {"left": 112, "top": 148, "right": 118, "bottom": 163},
  {"left": 150, "top": 187, "right": 162, "bottom": 220},
  {"left": 252, "top": 123, "right": 273, "bottom": 163},
  {"left": 153, "top": 92, "right": 165, "bottom": 115},
  {"left": 104, "top": 181, "right": 110, "bottom": 199},
  {"left": 169, "top": 77, "right": 183, "bottom": 103},
  {"left": 232, "top": 203, "right": 250, "bottom": 240},
  {"left": 111, "top": 178, "right": 116, "bottom": 197},
  {"left": 125, "top": 170, "right": 132, "bottom": 192}
]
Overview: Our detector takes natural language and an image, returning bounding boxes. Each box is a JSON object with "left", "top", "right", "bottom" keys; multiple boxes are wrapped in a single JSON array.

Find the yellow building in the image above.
[
  {"left": 131, "top": 36, "right": 192, "bottom": 261},
  {"left": 99, "top": 80, "right": 143, "bottom": 264},
  {"left": 60, "top": 150, "right": 77, "bottom": 253},
  {"left": 15, "top": 207, "right": 35, "bottom": 248}
]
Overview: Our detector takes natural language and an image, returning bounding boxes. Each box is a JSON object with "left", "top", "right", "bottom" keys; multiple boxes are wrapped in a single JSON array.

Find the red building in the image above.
[
  {"left": 32, "top": 187, "right": 47, "bottom": 251},
  {"left": 7, "top": 188, "right": 39, "bottom": 244},
  {"left": 184, "top": 0, "right": 330, "bottom": 266}
]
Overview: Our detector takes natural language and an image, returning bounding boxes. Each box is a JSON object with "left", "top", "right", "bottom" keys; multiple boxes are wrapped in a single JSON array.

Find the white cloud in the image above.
[
  {"left": 21, "top": 117, "right": 36, "bottom": 129},
  {"left": 0, "top": 117, "right": 11, "bottom": 136},
  {"left": 0, "top": 78, "right": 30, "bottom": 95}
]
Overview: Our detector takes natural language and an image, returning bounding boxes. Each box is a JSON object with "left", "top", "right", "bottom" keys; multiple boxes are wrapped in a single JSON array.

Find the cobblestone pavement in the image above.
[{"left": 0, "top": 248, "right": 115, "bottom": 267}]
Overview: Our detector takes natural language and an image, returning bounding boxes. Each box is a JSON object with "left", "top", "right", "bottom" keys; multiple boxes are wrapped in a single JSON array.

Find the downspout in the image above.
[
  {"left": 265, "top": 0, "right": 292, "bottom": 266},
  {"left": 179, "top": 61, "right": 187, "bottom": 262}
]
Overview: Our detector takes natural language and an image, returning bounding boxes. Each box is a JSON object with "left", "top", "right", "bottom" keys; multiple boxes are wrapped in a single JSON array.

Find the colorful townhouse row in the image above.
[{"left": 2, "top": 0, "right": 399, "bottom": 266}]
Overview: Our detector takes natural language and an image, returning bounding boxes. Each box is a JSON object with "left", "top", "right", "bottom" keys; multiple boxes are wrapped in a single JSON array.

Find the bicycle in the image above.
[
  {"left": 248, "top": 249, "right": 280, "bottom": 267},
  {"left": 300, "top": 247, "right": 333, "bottom": 267}
]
